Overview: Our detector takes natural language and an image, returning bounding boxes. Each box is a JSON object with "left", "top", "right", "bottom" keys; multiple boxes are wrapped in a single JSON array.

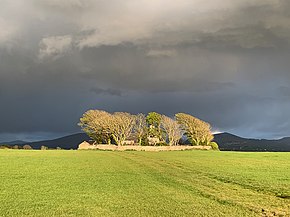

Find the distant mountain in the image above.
[
  {"left": 277, "top": 137, "right": 290, "bottom": 144},
  {"left": 214, "top": 133, "right": 290, "bottom": 152},
  {"left": 27, "top": 133, "right": 90, "bottom": 150},
  {"left": 3, "top": 132, "right": 290, "bottom": 151},
  {"left": 0, "top": 140, "right": 28, "bottom": 145}
]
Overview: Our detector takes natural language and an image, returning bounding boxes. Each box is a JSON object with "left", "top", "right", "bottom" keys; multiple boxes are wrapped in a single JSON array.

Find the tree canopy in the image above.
[
  {"left": 79, "top": 110, "right": 214, "bottom": 147},
  {"left": 161, "top": 115, "right": 183, "bottom": 146},
  {"left": 146, "top": 112, "right": 164, "bottom": 140},
  {"left": 175, "top": 113, "right": 213, "bottom": 146}
]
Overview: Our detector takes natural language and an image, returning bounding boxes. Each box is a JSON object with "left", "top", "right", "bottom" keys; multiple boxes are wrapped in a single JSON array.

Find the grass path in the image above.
[{"left": 0, "top": 150, "right": 289, "bottom": 216}]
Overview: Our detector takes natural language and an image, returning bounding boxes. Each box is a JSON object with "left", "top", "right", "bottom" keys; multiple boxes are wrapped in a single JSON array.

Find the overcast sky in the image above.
[{"left": 1, "top": 0, "right": 290, "bottom": 142}]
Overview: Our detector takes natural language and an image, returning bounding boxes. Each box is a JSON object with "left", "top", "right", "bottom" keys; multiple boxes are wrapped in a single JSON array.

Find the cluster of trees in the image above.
[
  {"left": 79, "top": 110, "right": 217, "bottom": 147},
  {"left": 0, "top": 144, "right": 33, "bottom": 150},
  {"left": 0, "top": 145, "right": 63, "bottom": 150}
]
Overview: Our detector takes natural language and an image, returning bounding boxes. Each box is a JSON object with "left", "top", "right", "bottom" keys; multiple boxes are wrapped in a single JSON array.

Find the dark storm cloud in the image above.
[{"left": 1, "top": 0, "right": 290, "bottom": 141}]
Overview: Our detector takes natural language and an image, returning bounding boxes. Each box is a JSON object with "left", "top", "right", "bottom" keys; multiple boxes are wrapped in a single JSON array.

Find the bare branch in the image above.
[{"left": 161, "top": 115, "right": 183, "bottom": 146}]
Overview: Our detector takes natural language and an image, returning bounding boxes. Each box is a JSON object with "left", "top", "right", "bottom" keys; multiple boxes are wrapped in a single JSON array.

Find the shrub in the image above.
[
  {"left": 155, "top": 142, "right": 169, "bottom": 146},
  {"left": 141, "top": 137, "right": 150, "bottom": 146},
  {"left": 23, "top": 145, "right": 33, "bottom": 150},
  {"left": 0, "top": 145, "right": 11, "bottom": 149},
  {"left": 13, "top": 145, "right": 19, "bottom": 149},
  {"left": 210, "top": 142, "right": 219, "bottom": 151}
]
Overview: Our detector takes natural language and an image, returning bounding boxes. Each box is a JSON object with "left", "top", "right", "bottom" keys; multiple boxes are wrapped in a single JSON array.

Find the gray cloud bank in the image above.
[{"left": 1, "top": 0, "right": 290, "bottom": 141}]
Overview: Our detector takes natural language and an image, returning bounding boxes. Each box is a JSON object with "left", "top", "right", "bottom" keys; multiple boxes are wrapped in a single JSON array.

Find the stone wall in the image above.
[{"left": 78, "top": 144, "right": 212, "bottom": 151}]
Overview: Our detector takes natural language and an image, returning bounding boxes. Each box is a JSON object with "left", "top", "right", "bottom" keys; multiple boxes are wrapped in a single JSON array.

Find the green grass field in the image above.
[{"left": 0, "top": 150, "right": 289, "bottom": 217}]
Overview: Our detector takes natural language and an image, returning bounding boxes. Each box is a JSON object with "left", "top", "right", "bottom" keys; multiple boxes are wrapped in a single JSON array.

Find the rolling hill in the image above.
[
  {"left": 214, "top": 133, "right": 290, "bottom": 152},
  {"left": 28, "top": 133, "right": 90, "bottom": 150},
  {"left": 0, "top": 140, "right": 28, "bottom": 145},
  {"left": 2, "top": 132, "right": 290, "bottom": 151}
]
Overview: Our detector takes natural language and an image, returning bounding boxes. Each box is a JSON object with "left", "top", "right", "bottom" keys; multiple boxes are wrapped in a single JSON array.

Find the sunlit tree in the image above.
[
  {"left": 78, "top": 110, "right": 112, "bottom": 144},
  {"left": 175, "top": 113, "right": 213, "bottom": 146},
  {"left": 110, "top": 112, "right": 136, "bottom": 146},
  {"left": 161, "top": 115, "right": 183, "bottom": 146},
  {"left": 146, "top": 112, "right": 164, "bottom": 140},
  {"left": 134, "top": 113, "right": 147, "bottom": 145}
]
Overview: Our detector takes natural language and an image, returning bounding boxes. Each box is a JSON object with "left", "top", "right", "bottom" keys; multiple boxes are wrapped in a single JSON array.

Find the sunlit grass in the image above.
[{"left": 0, "top": 150, "right": 289, "bottom": 216}]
